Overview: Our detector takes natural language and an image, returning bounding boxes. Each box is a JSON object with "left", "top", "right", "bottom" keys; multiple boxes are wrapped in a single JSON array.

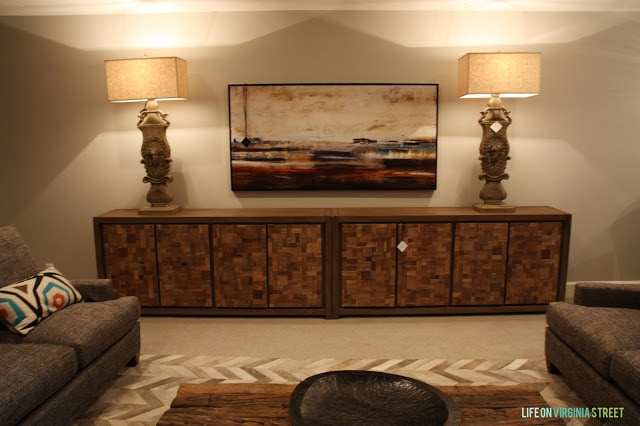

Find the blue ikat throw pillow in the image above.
[{"left": 0, "top": 266, "right": 83, "bottom": 335}]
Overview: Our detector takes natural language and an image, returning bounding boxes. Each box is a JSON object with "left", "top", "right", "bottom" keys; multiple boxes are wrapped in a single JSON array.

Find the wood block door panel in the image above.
[
  {"left": 452, "top": 222, "right": 508, "bottom": 305},
  {"left": 506, "top": 222, "right": 562, "bottom": 304},
  {"left": 341, "top": 223, "right": 397, "bottom": 307},
  {"left": 397, "top": 223, "right": 452, "bottom": 306},
  {"left": 268, "top": 224, "right": 324, "bottom": 308},
  {"left": 212, "top": 224, "right": 268, "bottom": 308},
  {"left": 156, "top": 224, "right": 212, "bottom": 307},
  {"left": 100, "top": 224, "right": 159, "bottom": 306}
]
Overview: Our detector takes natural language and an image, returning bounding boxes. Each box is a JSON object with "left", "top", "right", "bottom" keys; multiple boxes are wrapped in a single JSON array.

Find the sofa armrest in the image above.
[
  {"left": 574, "top": 282, "right": 640, "bottom": 309},
  {"left": 70, "top": 279, "right": 115, "bottom": 302}
]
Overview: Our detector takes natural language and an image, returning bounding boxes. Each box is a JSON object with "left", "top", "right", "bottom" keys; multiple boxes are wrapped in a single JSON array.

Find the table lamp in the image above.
[
  {"left": 105, "top": 56, "right": 188, "bottom": 214},
  {"left": 458, "top": 52, "right": 541, "bottom": 212}
]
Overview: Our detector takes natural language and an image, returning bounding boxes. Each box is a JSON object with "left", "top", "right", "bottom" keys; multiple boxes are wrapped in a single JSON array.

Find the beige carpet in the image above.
[{"left": 138, "top": 314, "right": 549, "bottom": 359}]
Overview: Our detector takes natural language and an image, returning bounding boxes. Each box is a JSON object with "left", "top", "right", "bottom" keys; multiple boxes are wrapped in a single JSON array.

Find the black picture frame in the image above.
[{"left": 228, "top": 83, "right": 438, "bottom": 191}]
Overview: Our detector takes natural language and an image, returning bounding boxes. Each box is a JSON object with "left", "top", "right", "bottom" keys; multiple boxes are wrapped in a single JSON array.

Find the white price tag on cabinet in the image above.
[{"left": 397, "top": 241, "right": 408, "bottom": 252}]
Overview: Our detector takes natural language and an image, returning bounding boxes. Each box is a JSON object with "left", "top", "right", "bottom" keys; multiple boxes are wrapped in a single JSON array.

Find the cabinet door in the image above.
[
  {"left": 101, "top": 224, "right": 159, "bottom": 306},
  {"left": 397, "top": 223, "right": 452, "bottom": 306},
  {"left": 268, "top": 224, "right": 324, "bottom": 308},
  {"left": 341, "top": 223, "right": 397, "bottom": 307},
  {"left": 506, "top": 222, "right": 562, "bottom": 304},
  {"left": 212, "top": 224, "right": 268, "bottom": 308},
  {"left": 452, "top": 222, "right": 508, "bottom": 305},
  {"left": 156, "top": 224, "right": 212, "bottom": 307}
]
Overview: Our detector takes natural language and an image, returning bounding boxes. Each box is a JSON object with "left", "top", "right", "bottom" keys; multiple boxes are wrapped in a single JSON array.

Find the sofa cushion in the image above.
[
  {"left": 0, "top": 343, "right": 78, "bottom": 426},
  {"left": 0, "top": 267, "right": 83, "bottom": 335},
  {"left": 23, "top": 296, "right": 140, "bottom": 368},
  {"left": 0, "top": 327, "right": 23, "bottom": 344},
  {"left": 610, "top": 351, "right": 640, "bottom": 404},
  {"left": 546, "top": 302, "right": 640, "bottom": 379},
  {"left": 0, "top": 225, "right": 40, "bottom": 288}
]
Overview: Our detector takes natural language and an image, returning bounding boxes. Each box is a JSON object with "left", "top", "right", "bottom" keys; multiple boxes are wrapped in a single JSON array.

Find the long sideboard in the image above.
[{"left": 93, "top": 206, "right": 571, "bottom": 318}]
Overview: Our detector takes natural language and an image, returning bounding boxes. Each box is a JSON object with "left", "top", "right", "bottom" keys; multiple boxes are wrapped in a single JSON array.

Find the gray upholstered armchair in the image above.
[{"left": 546, "top": 282, "right": 640, "bottom": 425}]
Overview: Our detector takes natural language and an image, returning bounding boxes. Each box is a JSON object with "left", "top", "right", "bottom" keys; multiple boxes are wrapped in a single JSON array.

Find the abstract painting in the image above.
[{"left": 229, "top": 84, "right": 438, "bottom": 190}]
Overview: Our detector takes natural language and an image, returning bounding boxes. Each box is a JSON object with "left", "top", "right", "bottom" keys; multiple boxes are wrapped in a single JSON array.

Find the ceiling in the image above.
[{"left": 1, "top": 0, "right": 640, "bottom": 16}]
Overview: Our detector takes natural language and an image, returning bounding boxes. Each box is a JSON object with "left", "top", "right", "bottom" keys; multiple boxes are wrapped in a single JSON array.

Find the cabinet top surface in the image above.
[
  {"left": 334, "top": 206, "right": 569, "bottom": 217},
  {"left": 95, "top": 206, "right": 569, "bottom": 220},
  {"left": 97, "top": 208, "right": 328, "bottom": 219}
]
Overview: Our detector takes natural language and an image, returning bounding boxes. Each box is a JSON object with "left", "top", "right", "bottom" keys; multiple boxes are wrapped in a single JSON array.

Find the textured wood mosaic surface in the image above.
[
  {"left": 156, "top": 224, "right": 212, "bottom": 307},
  {"left": 506, "top": 222, "right": 562, "bottom": 304},
  {"left": 341, "top": 223, "right": 397, "bottom": 307},
  {"left": 452, "top": 222, "right": 508, "bottom": 306},
  {"left": 101, "top": 224, "right": 159, "bottom": 306},
  {"left": 268, "top": 224, "right": 324, "bottom": 308},
  {"left": 213, "top": 224, "right": 268, "bottom": 308},
  {"left": 397, "top": 223, "right": 452, "bottom": 306}
]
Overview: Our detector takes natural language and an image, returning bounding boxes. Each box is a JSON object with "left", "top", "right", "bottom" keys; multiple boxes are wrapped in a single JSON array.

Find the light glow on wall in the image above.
[{"left": 0, "top": 11, "right": 633, "bottom": 50}]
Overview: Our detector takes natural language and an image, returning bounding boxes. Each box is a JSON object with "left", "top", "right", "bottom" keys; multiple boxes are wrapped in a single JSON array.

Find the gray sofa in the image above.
[
  {"left": 546, "top": 282, "right": 640, "bottom": 425},
  {"left": 0, "top": 225, "right": 141, "bottom": 426}
]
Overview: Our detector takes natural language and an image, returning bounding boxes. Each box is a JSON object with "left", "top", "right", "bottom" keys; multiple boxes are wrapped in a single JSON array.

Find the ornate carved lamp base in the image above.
[
  {"left": 138, "top": 204, "right": 182, "bottom": 215},
  {"left": 473, "top": 94, "right": 516, "bottom": 213},
  {"left": 473, "top": 202, "right": 515, "bottom": 213},
  {"left": 136, "top": 99, "right": 181, "bottom": 215}
]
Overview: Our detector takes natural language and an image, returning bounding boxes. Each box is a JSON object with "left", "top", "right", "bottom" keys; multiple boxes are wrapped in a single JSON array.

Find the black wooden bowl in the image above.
[{"left": 289, "top": 370, "right": 460, "bottom": 426}]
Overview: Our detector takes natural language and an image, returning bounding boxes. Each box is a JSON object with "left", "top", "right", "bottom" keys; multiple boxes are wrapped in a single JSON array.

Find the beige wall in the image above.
[{"left": 0, "top": 11, "right": 639, "bottom": 281}]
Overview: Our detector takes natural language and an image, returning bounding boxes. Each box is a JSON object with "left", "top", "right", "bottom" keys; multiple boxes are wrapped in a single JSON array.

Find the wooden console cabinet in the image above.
[
  {"left": 94, "top": 209, "right": 329, "bottom": 317},
  {"left": 94, "top": 206, "right": 570, "bottom": 318},
  {"left": 332, "top": 207, "right": 570, "bottom": 317}
]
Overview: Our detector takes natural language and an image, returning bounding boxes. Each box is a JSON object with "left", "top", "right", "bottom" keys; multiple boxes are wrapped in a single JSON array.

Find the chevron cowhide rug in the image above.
[{"left": 73, "top": 355, "right": 588, "bottom": 425}]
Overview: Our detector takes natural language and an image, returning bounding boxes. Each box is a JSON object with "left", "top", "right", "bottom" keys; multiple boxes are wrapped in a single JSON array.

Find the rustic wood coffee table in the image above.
[
  {"left": 158, "top": 382, "right": 293, "bottom": 425},
  {"left": 157, "top": 381, "right": 564, "bottom": 425}
]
